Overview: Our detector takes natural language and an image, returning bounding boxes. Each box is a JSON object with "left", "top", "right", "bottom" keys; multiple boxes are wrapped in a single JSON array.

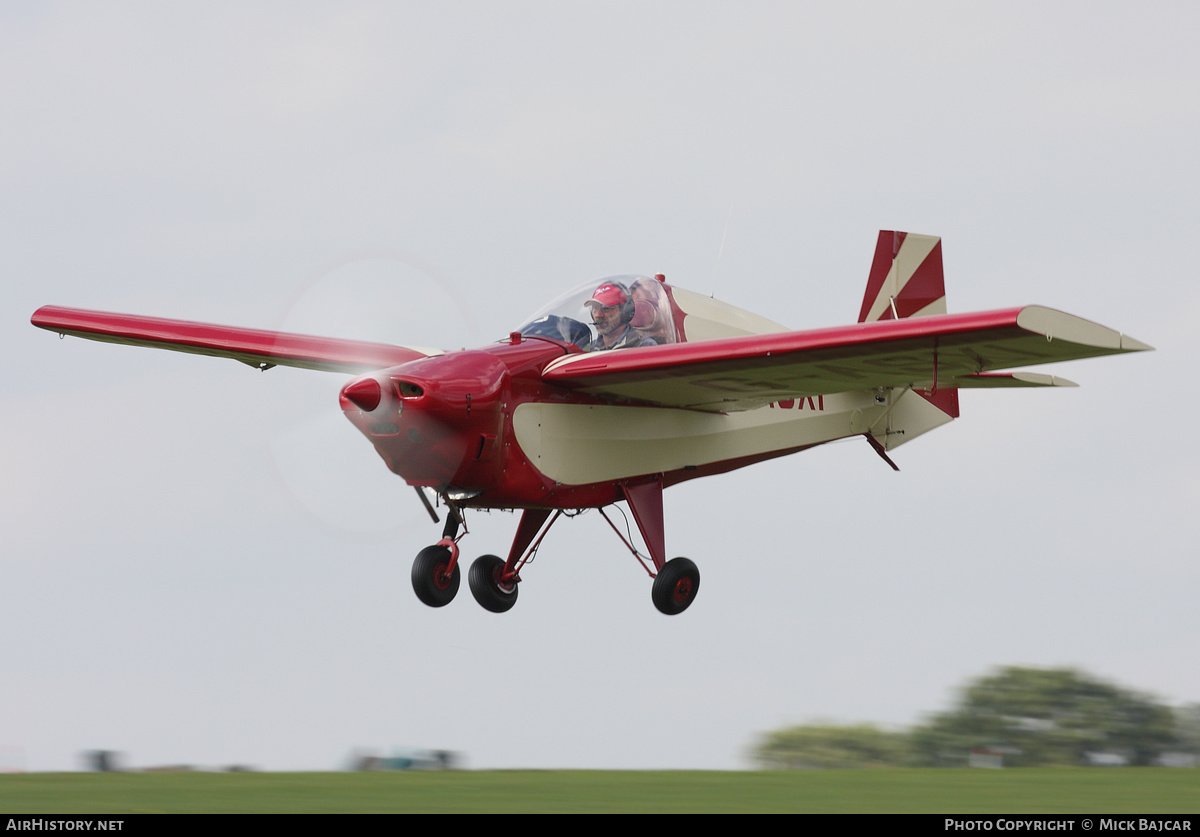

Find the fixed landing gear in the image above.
[
  {"left": 411, "top": 544, "right": 460, "bottom": 607},
  {"left": 410, "top": 547, "right": 519, "bottom": 613},
  {"left": 411, "top": 506, "right": 465, "bottom": 608},
  {"left": 407, "top": 488, "right": 702, "bottom": 615},
  {"left": 468, "top": 554, "right": 519, "bottom": 613},
  {"left": 651, "top": 557, "right": 700, "bottom": 615}
]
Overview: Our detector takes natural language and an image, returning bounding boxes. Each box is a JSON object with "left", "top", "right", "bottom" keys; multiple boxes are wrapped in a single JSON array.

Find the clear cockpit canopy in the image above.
[{"left": 516, "top": 275, "right": 679, "bottom": 351}]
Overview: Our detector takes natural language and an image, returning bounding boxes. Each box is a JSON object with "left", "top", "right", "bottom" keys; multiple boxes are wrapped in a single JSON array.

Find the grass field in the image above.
[{"left": 1, "top": 768, "right": 1198, "bottom": 813}]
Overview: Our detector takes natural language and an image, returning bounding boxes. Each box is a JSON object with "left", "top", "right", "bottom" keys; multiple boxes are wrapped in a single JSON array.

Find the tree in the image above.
[
  {"left": 752, "top": 723, "right": 915, "bottom": 769},
  {"left": 911, "top": 666, "right": 1176, "bottom": 767},
  {"left": 1172, "top": 704, "right": 1200, "bottom": 758}
]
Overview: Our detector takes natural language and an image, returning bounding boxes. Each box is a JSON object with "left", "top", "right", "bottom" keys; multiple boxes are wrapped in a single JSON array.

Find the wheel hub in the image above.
[
  {"left": 673, "top": 577, "right": 692, "bottom": 603},
  {"left": 432, "top": 564, "right": 453, "bottom": 589}
]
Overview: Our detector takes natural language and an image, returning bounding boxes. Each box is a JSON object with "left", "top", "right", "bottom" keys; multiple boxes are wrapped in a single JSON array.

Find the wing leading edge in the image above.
[
  {"left": 31, "top": 306, "right": 438, "bottom": 374},
  {"left": 540, "top": 306, "right": 1151, "bottom": 411}
]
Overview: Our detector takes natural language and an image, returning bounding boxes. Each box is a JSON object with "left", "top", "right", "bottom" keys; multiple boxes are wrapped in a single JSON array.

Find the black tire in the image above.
[
  {"left": 468, "top": 554, "right": 519, "bottom": 613},
  {"left": 652, "top": 557, "right": 700, "bottom": 615},
  {"left": 411, "top": 545, "right": 460, "bottom": 607}
]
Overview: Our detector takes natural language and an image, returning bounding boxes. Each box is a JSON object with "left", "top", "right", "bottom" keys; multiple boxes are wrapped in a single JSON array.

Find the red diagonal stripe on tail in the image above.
[
  {"left": 858, "top": 231, "right": 945, "bottom": 322},
  {"left": 859, "top": 231, "right": 906, "bottom": 323}
]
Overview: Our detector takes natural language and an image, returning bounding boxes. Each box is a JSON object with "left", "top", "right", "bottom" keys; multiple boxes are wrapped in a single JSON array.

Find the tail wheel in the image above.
[
  {"left": 411, "top": 545, "right": 460, "bottom": 607},
  {"left": 468, "top": 554, "right": 519, "bottom": 613},
  {"left": 652, "top": 557, "right": 700, "bottom": 615}
]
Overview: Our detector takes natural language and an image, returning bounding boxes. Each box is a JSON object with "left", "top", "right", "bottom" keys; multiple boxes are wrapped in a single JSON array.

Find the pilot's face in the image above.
[{"left": 592, "top": 304, "right": 623, "bottom": 336}]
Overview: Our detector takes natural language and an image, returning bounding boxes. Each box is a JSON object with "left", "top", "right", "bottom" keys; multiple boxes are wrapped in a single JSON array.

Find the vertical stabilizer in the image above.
[
  {"left": 860, "top": 231, "right": 958, "bottom": 445},
  {"left": 858, "top": 231, "right": 946, "bottom": 323}
]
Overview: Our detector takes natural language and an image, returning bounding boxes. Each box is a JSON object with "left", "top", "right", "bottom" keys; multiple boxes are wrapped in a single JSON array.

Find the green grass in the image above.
[{"left": 1, "top": 769, "right": 1198, "bottom": 813}]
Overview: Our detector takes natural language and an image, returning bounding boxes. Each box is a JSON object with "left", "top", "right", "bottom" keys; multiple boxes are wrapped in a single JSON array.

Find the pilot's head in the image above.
[{"left": 585, "top": 282, "right": 634, "bottom": 338}]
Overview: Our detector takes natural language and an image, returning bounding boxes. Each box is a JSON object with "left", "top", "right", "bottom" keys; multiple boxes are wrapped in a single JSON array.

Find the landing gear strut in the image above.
[
  {"left": 411, "top": 504, "right": 464, "bottom": 608},
  {"left": 619, "top": 479, "right": 701, "bottom": 615},
  {"left": 462, "top": 508, "right": 555, "bottom": 614}
]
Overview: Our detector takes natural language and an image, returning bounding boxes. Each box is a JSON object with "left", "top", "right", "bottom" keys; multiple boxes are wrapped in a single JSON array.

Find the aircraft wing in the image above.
[
  {"left": 31, "top": 305, "right": 439, "bottom": 373},
  {"left": 540, "top": 306, "right": 1151, "bottom": 411}
]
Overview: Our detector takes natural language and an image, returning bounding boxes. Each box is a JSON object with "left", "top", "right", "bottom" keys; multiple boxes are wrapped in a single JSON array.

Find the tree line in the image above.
[{"left": 752, "top": 666, "right": 1200, "bottom": 769}]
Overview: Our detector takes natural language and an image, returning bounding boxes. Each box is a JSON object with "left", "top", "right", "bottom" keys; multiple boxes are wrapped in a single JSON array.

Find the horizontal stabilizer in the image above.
[
  {"left": 954, "top": 372, "right": 1078, "bottom": 388},
  {"left": 31, "top": 306, "right": 438, "bottom": 374}
]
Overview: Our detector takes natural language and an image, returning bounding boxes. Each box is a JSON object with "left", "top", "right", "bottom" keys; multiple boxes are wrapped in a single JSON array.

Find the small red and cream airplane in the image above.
[{"left": 32, "top": 231, "right": 1150, "bottom": 615}]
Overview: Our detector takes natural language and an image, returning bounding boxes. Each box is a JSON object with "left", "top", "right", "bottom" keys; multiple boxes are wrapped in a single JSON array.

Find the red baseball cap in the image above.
[{"left": 585, "top": 283, "right": 629, "bottom": 308}]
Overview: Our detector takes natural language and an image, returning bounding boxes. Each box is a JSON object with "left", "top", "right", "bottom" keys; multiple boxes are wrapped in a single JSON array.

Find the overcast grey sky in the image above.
[{"left": 2, "top": 1, "right": 1195, "bottom": 772}]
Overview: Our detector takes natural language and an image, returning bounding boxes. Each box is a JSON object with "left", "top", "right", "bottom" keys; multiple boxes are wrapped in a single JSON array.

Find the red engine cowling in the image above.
[{"left": 340, "top": 351, "right": 507, "bottom": 491}]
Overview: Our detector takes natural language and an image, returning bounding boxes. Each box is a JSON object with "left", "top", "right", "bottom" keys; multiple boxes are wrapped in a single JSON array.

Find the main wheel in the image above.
[
  {"left": 411, "top": 545, "right": 460, "bottom": 607},
  {"left": 652, "top": 557, "right": 700, "bottom": 615},
  {"left": 468, "top": 554, "right": 519, "bottom": 613}
]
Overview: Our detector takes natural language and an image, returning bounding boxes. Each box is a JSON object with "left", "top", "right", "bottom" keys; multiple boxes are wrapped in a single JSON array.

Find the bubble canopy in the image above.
[{"left": 515, "top": 275, "right": 678, "bottom": 351}]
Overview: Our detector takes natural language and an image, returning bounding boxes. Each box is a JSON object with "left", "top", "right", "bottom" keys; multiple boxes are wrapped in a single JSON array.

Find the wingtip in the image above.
[
  {"left": 31, "top": 305, "right": 61, "bottom": 330},
  {"left": 1016, "top": 306, "right": 1152, "bottom": 354}
]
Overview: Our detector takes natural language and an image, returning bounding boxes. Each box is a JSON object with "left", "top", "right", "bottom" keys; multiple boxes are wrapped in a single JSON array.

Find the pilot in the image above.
[{"left": 585, "top": 281, "right": 656, "bottom": 351}]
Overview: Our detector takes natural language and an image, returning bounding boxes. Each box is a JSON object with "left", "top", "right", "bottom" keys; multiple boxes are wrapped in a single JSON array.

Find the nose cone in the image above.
[{"left": 341, "top": 377, "right": 382, "bottom": 412}]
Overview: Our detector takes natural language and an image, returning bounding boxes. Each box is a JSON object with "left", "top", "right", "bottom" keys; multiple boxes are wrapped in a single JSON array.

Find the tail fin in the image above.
[
  {"left": 858, "top": 231, "right": 946, "bottom": 323},
  {"left": 860, "top": 231, "right": 958, "bottom": 451}
]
